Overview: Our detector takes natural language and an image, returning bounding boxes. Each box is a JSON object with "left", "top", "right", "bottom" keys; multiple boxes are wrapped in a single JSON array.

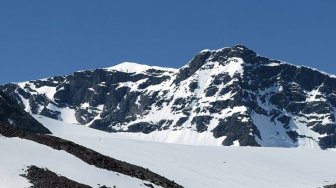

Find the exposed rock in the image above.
[
  {"left": 0, "top": 90, "right": 51, "bottom": 134},
  {"left": 21, "top": 165, "right": 91, "bottom": 188},
  {"left": 191, "top": 116, "right": 212, "bottom": 133},
  {"left": 325, "top": 183, "right": 336, "bottom": 188},
  {"left": 212, "top": 113, "right": 260, "bottom": 146}
]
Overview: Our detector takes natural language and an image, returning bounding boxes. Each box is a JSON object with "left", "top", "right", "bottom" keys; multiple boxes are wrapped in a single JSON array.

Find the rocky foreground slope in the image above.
[
  {"left": 2, "top": 45, "right": 336, "bottom": 149},
  {"left": 0, "top": 90, "right": 50, "bottom": 134}
]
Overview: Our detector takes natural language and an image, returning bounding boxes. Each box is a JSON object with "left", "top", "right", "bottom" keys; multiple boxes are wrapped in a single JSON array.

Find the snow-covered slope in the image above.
[
  {"left": 0, "top": 135, "right": 158, "bottom": 188},
  {"left": 35, "top": 115, "right": 336, "bottom": 188},
  {"left": 3, "top": 44, "right": 336, "bottom": 149}
]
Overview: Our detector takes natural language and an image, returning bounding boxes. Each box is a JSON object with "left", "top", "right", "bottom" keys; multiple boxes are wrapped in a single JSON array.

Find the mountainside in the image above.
[
  {"left": 0, "top": 90, "right": 50, "bottom": 134},
  {"left": 2, "top": 44, "right": 336, "bottom": 149}
]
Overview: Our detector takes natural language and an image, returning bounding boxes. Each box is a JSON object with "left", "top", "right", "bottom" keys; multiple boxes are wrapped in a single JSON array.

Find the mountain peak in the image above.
[
  {"left": 198, "top": 44, "right": 253, "bottom": 54},
  {"left": 197, "top": 44, "right": 257, "bottom": 64},
  {"left": 232, "top": 44, "right": 252, "bottom": 51},
  {"left": 105, "top": 62, "right": 177, "bottom": 74}
]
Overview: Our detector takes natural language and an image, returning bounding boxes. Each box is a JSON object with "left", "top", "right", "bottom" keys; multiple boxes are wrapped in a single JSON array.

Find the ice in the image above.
[{"left": 251, "top": 112, "right": 297, "bottom": 147}]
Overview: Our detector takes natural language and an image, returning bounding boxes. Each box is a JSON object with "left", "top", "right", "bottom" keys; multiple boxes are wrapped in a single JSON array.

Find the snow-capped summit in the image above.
[
  {"left": 2, "top": 45, "right": 336, "bottom": 149},
  {"left": 106, "top": 62, "right": 178, "bottom": 74}
]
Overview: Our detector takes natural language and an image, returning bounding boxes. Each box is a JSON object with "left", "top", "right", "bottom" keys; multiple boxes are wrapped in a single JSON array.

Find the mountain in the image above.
[{"left": 2, "top": 44, "right": 336, "bottom": 149}]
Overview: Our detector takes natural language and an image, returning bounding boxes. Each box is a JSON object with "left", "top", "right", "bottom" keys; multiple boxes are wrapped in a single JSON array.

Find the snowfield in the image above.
[
  {"left": 0, "top": 136, "right": 157, "bottom": 188},
  {"left": 34, "top": 115, "right": 336, "bottom": 188}
]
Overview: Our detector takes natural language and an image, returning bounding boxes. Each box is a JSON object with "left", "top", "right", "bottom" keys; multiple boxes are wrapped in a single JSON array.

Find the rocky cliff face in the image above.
[
  {"left": 2, "top": 45, "right": 336, "bottom": 149},
  {"left": 0, "top": 90, "right": 51, "bottom": 134}
]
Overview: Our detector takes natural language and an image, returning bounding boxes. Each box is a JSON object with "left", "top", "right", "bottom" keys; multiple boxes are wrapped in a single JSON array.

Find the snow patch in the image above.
[
  {"left": 224, "top": 57, "right": 244, "bottom": 77},
  {"left": 106, "top": 62, "right": 177, "bottom": 74}
]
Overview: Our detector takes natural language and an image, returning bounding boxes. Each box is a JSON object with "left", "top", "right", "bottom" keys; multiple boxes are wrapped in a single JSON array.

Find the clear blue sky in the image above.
[{"left": 0, "top": 0, "right": 335, "bottom": 83}]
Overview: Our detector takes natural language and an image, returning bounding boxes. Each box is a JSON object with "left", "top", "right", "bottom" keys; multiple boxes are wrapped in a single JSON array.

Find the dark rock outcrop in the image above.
[
  {"left": 21, "top": 165, "right": 92, "bottom": 188},
  {"left": 0, "top": 90, "right": 51, "bottom": 134}
]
